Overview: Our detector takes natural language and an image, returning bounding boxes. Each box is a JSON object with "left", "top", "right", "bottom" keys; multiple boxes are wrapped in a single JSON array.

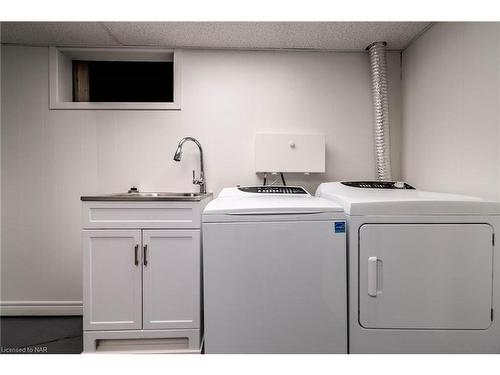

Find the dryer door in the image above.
[{"left": 359, "top": 223, "right": 493, "bottom": 330}]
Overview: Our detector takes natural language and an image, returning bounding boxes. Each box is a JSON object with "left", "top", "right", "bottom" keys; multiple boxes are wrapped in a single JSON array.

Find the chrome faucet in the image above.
[{"left": 173, "top": 137, "right": 206, "bottom": 194}]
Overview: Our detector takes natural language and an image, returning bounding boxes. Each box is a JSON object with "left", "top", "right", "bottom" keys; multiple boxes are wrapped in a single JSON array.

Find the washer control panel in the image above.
[
  {"left": 238, "top": 186, "right": 308, "bottom": 194},
  {"left": 341, "top": 181, "right": 415, "bottom": 189}
]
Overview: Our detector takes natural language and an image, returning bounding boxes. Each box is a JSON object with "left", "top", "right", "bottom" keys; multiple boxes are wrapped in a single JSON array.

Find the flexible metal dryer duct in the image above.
[{"left": 366, "top": 41, "right": 392, "bottom": 181}]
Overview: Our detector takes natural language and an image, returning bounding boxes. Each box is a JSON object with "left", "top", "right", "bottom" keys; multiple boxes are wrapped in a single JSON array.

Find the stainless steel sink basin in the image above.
[
  {"left": 120, "top": 192, "right": 202, "bottom": 198},
  {"left": 81, "top": 191, "right": 212, "bottom": 202}
]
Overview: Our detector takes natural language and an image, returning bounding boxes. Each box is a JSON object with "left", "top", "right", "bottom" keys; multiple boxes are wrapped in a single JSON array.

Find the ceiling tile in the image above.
[
  {"left": 1, "top": 22, "right": 118, "bottom": 46},
  {"left": 1, "top": 22, "right": 431, "bottom": 51},
  {"left": 102, "top": 22, "right": 431, "bottom": 50}
]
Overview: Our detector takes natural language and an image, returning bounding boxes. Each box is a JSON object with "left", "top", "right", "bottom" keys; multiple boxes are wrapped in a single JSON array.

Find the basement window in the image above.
[
  {"left": 49, "top": 47, "right": 181, "bottom": 110},
  {"left": 73, "top": 61, "right": 173, "bottom": 102}
]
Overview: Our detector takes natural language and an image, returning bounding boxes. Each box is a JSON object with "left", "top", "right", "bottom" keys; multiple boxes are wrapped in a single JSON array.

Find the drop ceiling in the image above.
[{"left": 1, "top": 22, "right": 431, "bottom": 51}]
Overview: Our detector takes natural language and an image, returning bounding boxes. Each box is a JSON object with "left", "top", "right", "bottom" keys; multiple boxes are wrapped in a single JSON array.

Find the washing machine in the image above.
[
  {"left": 316, "top": 181, "right": 500, "bottom": 353},
  {"left": 202, "top": 186, "right": 347, "bottom": 353}
]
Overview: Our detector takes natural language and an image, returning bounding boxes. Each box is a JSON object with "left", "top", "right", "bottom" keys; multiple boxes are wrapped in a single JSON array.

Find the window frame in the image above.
[{"left": 49, "top": 47, "right": 182, "bottom": 110}]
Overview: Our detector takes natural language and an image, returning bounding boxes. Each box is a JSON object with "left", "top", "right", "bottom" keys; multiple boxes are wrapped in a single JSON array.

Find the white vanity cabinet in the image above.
[{"left": 81, "top": 197, "right": 210, "bottom": 353}]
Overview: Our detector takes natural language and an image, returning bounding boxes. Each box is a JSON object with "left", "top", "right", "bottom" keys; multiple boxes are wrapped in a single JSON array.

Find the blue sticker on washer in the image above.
[{"left": 334, "top": 222, "right": 346, "bottom": 233}]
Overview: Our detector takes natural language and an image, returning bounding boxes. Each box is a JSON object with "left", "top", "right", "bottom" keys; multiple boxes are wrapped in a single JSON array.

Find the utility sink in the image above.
[{"left": 81, "top": 191, "right": 212, "bottom": 202}]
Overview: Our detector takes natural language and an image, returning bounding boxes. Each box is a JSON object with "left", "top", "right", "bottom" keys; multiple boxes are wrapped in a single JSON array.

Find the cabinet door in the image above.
[
  {"left": 142, "top": 230, "right": 200, "bottom": 330},
  {"left": 359, "top": 223, "right": 493, "bottom": 330},
  {"left": 83, "top": 230, "right": 142, "bottom": 331}
]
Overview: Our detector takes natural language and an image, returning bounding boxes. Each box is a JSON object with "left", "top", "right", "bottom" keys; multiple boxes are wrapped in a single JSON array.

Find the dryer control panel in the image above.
[
  {"left": 341, "top": 181, "right": 415, "bottom": 189},
  {"left": 238, "top": 186, "right": 308, "bottom": 194}
]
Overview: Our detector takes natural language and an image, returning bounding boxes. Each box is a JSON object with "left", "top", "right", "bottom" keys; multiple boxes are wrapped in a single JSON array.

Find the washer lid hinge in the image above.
[{"left": 491, "top": 308, "right": 494, "bottom": 321}]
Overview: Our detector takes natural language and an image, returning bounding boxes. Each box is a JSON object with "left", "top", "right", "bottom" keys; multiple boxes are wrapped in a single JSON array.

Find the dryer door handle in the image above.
[{"left": 368, "top": 256, "right": 381, "bottom": 297}]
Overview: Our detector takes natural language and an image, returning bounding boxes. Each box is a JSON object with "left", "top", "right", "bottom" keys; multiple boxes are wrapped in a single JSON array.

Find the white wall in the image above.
[
  {"left": 1, "top": 45, "right": 401, "bottom": 312},
  {"left": 402, "top": 22, "right": 500, "bottom": 200},
  {"left": 0, "top": 26, "right": 2, "bottom": 313}
]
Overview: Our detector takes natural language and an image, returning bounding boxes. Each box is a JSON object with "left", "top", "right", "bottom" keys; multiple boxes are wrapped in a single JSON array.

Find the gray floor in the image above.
[{"left": 0, "top": 316, "right": 83, "bottom": 354}]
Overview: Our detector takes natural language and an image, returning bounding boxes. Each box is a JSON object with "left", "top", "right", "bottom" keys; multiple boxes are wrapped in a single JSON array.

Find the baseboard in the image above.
[{"left": 0, "top": 301, "right": 83, "bottom": 316}]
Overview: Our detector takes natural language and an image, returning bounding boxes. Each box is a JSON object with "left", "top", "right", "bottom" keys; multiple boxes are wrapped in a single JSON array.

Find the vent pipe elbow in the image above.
[{"left": 366, "top": 41, "right": 392, "bottom": 181}]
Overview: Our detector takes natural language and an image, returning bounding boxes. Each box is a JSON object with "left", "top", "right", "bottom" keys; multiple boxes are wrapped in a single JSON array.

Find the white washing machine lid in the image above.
[
  {"left": 316, "top": 181, "right": 500, "bottom": 216},
  {"left": 203, "top": 186, "right": 343, "bottom": 222}
]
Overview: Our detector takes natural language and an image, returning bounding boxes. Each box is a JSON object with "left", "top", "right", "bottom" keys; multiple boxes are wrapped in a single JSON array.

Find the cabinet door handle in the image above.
[
  {"left": 143, "top": 244, "right": 148, "bottom": 266},
  {"left": 134, "top": 244, "right": 139, "bottom": 266}
]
